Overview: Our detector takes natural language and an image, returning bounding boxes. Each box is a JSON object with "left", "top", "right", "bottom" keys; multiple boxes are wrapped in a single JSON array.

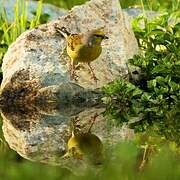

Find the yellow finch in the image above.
[
  {"left": 66, "top": 133, "right": 103, "bottom": 165},
  {"left": 58, "top": 27, "right": 108, "bottom": 81},
  {"left": 63, "top": 114, "right": 103, "bottom": 164}
]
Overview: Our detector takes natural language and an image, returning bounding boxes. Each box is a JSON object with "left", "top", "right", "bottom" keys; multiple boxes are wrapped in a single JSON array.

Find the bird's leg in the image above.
[
  {"left": 87, "top": 63, "right": 98, "bottom": 82},
  {"left": 88, "top": 113, "right": 99, "bottom": 133},
  {"left": 70, "top": 60, "right": 78, "bottom": 81}
]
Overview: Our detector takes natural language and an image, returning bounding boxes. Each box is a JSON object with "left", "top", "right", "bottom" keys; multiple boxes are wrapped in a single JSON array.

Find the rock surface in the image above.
[
  {"left": 0, "top": 0, "right": 66, "bottom": 22},
  {"left": 1, "top": 102, "right": 134, "bottom": 167},
  {"left": 1, "top": 0, "right": 138, "bottom": 103}
]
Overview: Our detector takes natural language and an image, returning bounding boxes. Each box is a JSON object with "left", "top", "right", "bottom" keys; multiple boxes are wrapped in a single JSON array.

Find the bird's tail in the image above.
[{"left": 56, "top": 26, "right": 71, "bottom": 38}]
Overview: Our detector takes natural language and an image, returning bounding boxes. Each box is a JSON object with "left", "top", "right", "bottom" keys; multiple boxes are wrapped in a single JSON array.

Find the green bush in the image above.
[{"left": 103, "top": 14, "right": 180, "bottom": 144}]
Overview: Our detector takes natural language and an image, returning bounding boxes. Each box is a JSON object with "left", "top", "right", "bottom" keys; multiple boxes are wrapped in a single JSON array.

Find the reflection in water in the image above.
[
  {"left": 63, "top": 114, "right": 103, "bottom": 165},
  {"left": 0, "top": 102, "right": 134, "bottom": 171}
]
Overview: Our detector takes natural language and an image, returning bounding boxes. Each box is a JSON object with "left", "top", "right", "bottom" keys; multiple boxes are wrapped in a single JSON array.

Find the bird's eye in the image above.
[
  {"left": 94, "top": 34, "right": 108, "bottom": 39},
  {"left": 94, "top": 34, "right": 104, "bottom": 38}
]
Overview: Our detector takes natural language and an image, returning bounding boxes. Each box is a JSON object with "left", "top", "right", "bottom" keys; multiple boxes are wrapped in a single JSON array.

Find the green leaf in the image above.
[
  {"left": 152, "top": 65, "right": 167, "bottom": 74},
  {"left": 0, "top": 43, "right": 8, "bottom": 53},
  {"left": 132, "top": 88, "right": 142, "bottom": 97}
]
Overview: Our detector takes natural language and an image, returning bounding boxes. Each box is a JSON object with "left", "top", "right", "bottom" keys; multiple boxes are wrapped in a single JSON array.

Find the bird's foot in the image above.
[
  {"left": 71, "top": 74, "right": 78, "bottom": 81},
  {"left": 69, "top": 62, "right": 79, "bottom": 81},
  {"left": 70, "top": 70, "right": 78, "bottom": 81}
]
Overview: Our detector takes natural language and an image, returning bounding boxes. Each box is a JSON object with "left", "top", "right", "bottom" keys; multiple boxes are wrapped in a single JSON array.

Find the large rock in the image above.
[{"left": 1, "top": 0, "right": 138, "bottom": 103}]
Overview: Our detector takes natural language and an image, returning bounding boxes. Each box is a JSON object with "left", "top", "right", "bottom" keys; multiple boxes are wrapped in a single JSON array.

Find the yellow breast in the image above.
[{"left": 67, "top": 44, "right": 102, "bottom": 64}]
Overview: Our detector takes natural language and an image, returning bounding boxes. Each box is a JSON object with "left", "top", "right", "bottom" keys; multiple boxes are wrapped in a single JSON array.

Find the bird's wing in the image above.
[{"left": 67, "top": 34, "right": 83, "bottom": 51}]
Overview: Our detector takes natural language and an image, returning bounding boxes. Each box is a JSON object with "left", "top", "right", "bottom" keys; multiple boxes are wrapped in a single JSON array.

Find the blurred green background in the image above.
[{"left": 43, "top": 0, "right": 179, "bottom": 11}]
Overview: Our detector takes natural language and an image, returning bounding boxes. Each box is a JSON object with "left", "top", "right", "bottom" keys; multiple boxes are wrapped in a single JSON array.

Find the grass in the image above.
[
  {"left": 0, "top": 0, "right": 45, "bottom": 80},
  {"left": 43, "top": 0, "right": 180, "bottom": 12}
]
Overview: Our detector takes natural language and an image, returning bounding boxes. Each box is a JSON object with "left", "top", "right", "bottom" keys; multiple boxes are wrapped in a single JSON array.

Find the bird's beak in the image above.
[{"left": 103, "top": 35, "right": 109, "bottom": 39}]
